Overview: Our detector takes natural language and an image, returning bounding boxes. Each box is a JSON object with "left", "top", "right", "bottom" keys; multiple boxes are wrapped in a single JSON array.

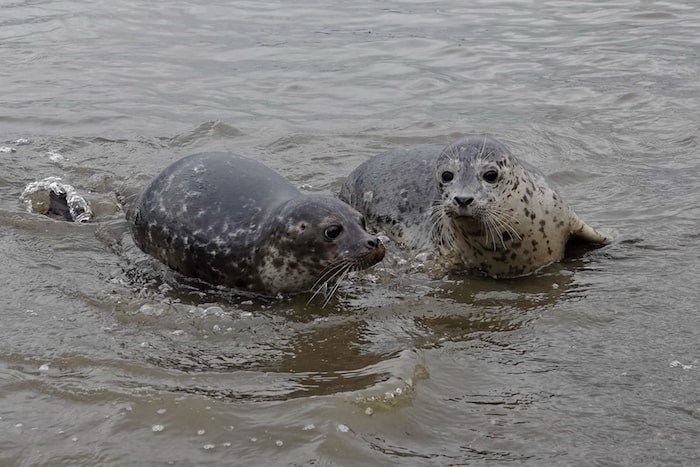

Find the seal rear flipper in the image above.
[{"left": 571, "top": 219, "right": 612, "bottom": 245}]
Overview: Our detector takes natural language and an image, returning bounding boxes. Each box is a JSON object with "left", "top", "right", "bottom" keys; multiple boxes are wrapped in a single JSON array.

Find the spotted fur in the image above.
[
  {"left": 130, "top": 152, "right": 385, "bottom": 296},
  {"left": 340, "top": 135, "right": 610, "bottom": 278}
]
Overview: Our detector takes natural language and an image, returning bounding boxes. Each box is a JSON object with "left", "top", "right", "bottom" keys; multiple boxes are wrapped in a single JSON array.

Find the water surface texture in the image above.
[{"left": 2, "top": 1, "right": 699, "bottom": 465}]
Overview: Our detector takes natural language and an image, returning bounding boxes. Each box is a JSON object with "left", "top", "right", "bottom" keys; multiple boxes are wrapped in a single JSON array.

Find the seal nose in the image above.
[
  {"left": 453, "top": 196, "right": 474, "bottom": 207},
  {"left": 365, "top": 235, "right": 386, "bottom": 263}
]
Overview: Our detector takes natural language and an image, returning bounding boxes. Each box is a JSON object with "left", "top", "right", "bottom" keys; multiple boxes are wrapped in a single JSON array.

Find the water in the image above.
[{"left": 2, "top": 1, "right": 699, "bottom": 465}]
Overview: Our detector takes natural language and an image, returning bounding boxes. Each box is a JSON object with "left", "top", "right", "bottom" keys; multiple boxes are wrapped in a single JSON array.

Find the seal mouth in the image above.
[
  {"left": 434, "top": 203, "right": 496, "bottom": 240},
  {"left": 451, "top": 206, "right": 522, "bottom": 251},
  {"left": 445, "top": 206, "right": 480, "bottom": 222},
  {"left": 451, "top": 211, "right": 477, "bottom": 220},
  {"left": 354, "top": 241, "right": 386, "bottom": 269},
  {"left": 454, "top": 216, "right": 486, "bottom": 236}
]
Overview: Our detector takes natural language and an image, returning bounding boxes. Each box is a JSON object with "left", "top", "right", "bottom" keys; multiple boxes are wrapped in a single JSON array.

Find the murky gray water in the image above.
[{"left": 2, "top": 1, "right": 699, "bottom": 465}]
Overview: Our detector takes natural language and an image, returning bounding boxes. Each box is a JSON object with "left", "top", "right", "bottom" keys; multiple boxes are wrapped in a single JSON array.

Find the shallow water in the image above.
[{"left": 2, "top": 0, "right": 699, "bottom": 465}]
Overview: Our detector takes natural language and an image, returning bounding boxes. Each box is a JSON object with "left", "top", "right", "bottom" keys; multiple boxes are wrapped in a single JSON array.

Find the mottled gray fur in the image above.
[{"left": 130, "top": 152, "right": 384, "bottom": 295}]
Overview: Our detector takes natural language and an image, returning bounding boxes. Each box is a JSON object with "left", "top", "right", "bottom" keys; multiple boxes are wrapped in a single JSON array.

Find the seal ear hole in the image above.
[
  {"left": 441, "top": 171, "right": 454, "bottom": 183},
  {"left": 483, "top": 170, "right": 499, "bottom": 183},
  {"left": 300, "top": 223, "right": 307, "bottom": 231},
  {"left": 324, "top": 224, "right": 343, "bottom": 240}
]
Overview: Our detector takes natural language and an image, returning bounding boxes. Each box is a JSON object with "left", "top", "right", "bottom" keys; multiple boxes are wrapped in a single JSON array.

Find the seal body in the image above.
[
  {"left": 340, "top": 135, "right": 610, "bottom": 278},
  {"left": 130, "top": 152, "right": 385, "bottom": 294}
]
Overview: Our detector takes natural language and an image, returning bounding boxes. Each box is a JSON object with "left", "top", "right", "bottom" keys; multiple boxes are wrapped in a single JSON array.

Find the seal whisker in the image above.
[
  {"left": 306, "top": 286, "right": 327, "bottom": 306},
  {"left": 481, "top": 212, "right": 504, "bottom": 251},
  {"left": 489, "top": 208, "right": 522, "bottom": 241},
  {"left": 429, "top": 203, "right": 457, "bottom": 251},
  {"left": 307, "top": 259, "right": 352, "bottom": 304},
  {"left": 480, "top": 214, "right": 494, "bottom": 250},
  {"left": 310, "top": 259, "right": 350, "bottom": 290},
  {"left": 307, "top": 273, "right": 341, "bottom": 306},
  {"left": 442, "top": 137, "right": 458, "bottom": 162},
  {"left": 492, "top": 216, "right": 509, "bottom": 250},
  {"left": 480, "top": 207, "right": 522, "bottom": 250},
  {"left": 476, "top": 134, "right": 488, "bottom": 165},
  {"left": 427, "top": 203, "right": 443, "bottom": 238},
  {"left": 321, "top": 264, "right": 353, "bottom": 307}
]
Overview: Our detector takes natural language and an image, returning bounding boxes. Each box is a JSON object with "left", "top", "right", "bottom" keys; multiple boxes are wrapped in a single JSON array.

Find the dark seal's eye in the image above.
[
  {"left": 441, "top": 171, "right": 454, "bottom": 183},
  {"left": 324, "top": 225, "right": 343, "bottom": 239},
  {"left": 483, "top": 170, "right": 498, "bottom": 183}
]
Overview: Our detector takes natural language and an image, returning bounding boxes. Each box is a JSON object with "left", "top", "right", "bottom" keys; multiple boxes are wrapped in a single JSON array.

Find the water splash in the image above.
[{"left": 20, "top": 176, "right": 92, "bottom": 223}]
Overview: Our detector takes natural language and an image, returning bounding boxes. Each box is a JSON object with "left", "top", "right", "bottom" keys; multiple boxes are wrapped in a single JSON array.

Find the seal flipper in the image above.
[{"left": 570, "top": 216, "right": 611, "bottom": 245}]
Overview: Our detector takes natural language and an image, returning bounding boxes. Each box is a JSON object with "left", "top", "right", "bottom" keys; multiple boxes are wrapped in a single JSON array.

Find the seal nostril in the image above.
[{"left": 454, "top": 196, "right": 474, "bottom": 207}]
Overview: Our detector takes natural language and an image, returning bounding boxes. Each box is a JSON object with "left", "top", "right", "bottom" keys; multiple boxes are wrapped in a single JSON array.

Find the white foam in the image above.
[
  {"left": 46, "top": 150, "right": 66, "bottom": 162},
  {"left": 20, "top": 176, "right": 92, "bottom": 222}
]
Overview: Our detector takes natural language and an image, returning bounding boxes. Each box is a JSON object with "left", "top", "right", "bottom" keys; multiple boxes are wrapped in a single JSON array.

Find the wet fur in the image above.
[{"left": 130, "top": 152, "right": 385, "bottom": 299}]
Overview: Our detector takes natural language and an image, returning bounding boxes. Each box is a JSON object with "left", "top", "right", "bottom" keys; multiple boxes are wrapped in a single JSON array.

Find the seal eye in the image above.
[
  {"left": 441, "top": 171, "right": 454, "bottom": 183},
  {"left": 324, "top": 225, "right": 343, "bottom": 240},
  {"left": 483, "top": 170, "right": 498, "bottom": 183}
]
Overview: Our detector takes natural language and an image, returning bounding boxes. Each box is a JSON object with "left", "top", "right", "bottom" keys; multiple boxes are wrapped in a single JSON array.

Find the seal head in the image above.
[{"left": 255, "top": 195, "right": 385, "bottom": 293}]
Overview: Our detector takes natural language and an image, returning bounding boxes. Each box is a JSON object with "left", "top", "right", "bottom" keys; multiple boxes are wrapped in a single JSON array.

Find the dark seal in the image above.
[
  {"left": 130, "top": 152, "right": 385, "bottom": 296},
  {"left": 340, "top": 135, "right": 611, "bottom": 278}
]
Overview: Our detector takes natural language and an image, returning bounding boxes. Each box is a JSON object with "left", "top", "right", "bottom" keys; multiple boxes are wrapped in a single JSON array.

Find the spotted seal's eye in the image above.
[
  {"left": 483, "top": 170, "right": 498, "bottom": 183},
  {"left": 441, "top": 171, "right": 454, "bottom": 183},
  {"left": 324, "top": 225, "right": 343, "bottom": 239}
]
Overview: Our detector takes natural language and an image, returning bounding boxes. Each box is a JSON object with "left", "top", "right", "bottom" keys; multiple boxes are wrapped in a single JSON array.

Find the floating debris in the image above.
[
  {"left": 46, "top": 151, "right": 66, "bottom": 162},
  {"left": 336, "top": 424, "right": 350, "bottom": 433},
  {"left": 0, "top": 146, "right": 17, "bottom": 153},
  {"left": 20, "top": 176, "right": 92, "bottom": 222},
  {"left": 670, "top": 360, "right": 693, "bottom": 370}
]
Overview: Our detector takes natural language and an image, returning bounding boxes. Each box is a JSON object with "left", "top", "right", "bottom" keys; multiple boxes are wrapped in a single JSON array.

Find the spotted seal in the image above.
[
  {"left": 340, "top": 135, "right": 610, "bottom": 278},
  {"left": 129, "top": 152, "right": 385, "bottom": 298}
]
